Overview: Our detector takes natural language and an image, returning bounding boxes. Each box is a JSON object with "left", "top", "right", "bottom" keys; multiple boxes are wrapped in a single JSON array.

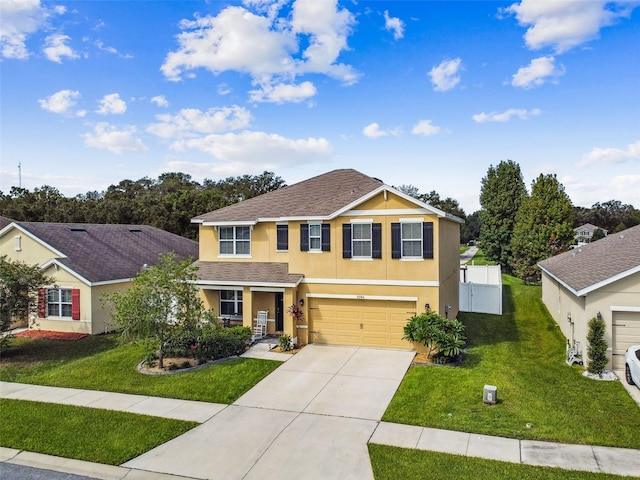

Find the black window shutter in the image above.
[
  {"left": 300, "top": 224, "right": 309, "bottom": 251},
  {"left": 423, "top": 222, "right": 434, "bottom": 259},
  {"left": 321, "top": 223, "right": 331, "bottom": 251},
  {"left": 372, "top": 223, "right": 382, "bottom": 259},
  {"left": 277, "top": 224, "right": 288, "bottom": 250},
  {"left": 342, "top": 224, "right": 352, "bottom": 258},
  {"left": 391, "top": 223, "right": 401, "bottom": 259}
]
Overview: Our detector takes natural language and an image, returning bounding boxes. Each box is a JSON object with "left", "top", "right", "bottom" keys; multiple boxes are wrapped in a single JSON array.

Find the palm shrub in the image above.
[
  {"left": 586, "top": 316, "right": 608, "bottom": 375},
  {"left": 402, "top": 312, "right": 467, "bottom": 362}
]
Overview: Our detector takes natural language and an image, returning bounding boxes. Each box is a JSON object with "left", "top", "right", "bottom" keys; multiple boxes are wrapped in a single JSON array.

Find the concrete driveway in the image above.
[{"left": 123, "top": 344, "right": 415, "bottom": 480}]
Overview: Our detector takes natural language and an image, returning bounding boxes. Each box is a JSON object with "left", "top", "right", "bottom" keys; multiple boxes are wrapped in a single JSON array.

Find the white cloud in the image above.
[
  {"left": 95, "top": 39, "right": 133, "bottom": 59},
  {"left": 411, "top": 120, "right": 442, "bottom": 136},
  {"left": 0, "top": 0, "right": 51, "bottom": 59},
  {"left": 511, "top": 56, "right": 564, "bottom": 88},
  {"left": 150, "top": 95, "right": 169, "bottom": 108},
  {"left": 503, "top": 0, "right": 637, "bottom": 53},
  {"left": 429, "top": 58, "right": 462, "bottom": 92},
  {"left": 38, "top": 89, "right": 82, "bottom": 115},
  {"left": 249, "top": 81, "right": 317, "bottom": 104},
  {"left": 472, "top": 108, "right": 541, "bottom": 123},
  {"left": 384, "top": 10, "right": 404, "bottom": 40},
  {"left": 362, "top": 122, "right": 401, "bottom": 139},
  {"left": 217, "top": 83, "right": 232, "bottom": 95},
  {"left": 43, "top": 34, "right": 77, "bottom": 63},
  {"left": 96, "top": 93, "right": 127, "bottom": 115},
  {"left": 161, "top": 0, "right": 358, "bottom": 103},
  {"left": 82, "top": 123, "right": 148, "bottom": 153},
  {"left": 577, "top": 140, "right": 640, "bottom": 168},
  {"left": 170, "top": 131, "right": 332, "bottom": 168},
  {"left": 147, "top": 106, "right": 253, "bottom": 139}
]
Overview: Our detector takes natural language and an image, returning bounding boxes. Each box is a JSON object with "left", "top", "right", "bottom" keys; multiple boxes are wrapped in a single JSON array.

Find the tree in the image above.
[
  {"left": 479, "top": 160, "right": 527, "bottom": 269},
  {"left": 461, "top": 211, "right": 480, "bottom": 244},
  {"left": 0, "top": 255, "right": 55, "bottom": 351},
  {"left": 586, "top": 316, "right": 608, "bottom": 375},
  {"left": 102, "top": 253, "right": 214, "bottom": 368},
  {"left": 510, "top": 174, "right": 574, "bottom": 282},
  {"left": 591, "top": 228, "right": 606, "bottom": 242}
]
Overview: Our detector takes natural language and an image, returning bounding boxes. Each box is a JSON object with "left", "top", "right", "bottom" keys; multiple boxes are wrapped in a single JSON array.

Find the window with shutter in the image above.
[{"left": 276, "top": 224, "right": 288, "bottom": 251}]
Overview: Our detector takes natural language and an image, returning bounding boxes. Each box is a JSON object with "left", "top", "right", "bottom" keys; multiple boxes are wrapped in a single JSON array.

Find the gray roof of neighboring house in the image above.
[
  {"left": 574, "top": 223, "right": 607, "bottom": 234},
  {"left": 193, "top": 261, "right": 303, "bottom": 287},
  {"left": 538, "top": 224, "right": 640, "bottom": 295},
  {"left": 0, "top": 216, "right": 14, "bottom": 229},
  {"left": 192, "top": 169, "right": 385, "bottom": 223},
  {"left": 4, "top": 222, "right": 198, "bottom": 284}
]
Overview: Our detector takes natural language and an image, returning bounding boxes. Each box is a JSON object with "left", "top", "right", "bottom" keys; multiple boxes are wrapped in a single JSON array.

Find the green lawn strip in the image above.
[
  {"left": 383, "top": 275, "right": 640, "bottom": 449},
  {"left": 368, "top": 445, "right": 633, "bottom": 480},
  {"left": 465, "top": 248, "right": 497, "bottom": 266},
  {"left": 1, "top": 337, "right": 281, "bottom": 404},
  {"left": 0, "top": 399, "right": 197, "bottom": 465}
]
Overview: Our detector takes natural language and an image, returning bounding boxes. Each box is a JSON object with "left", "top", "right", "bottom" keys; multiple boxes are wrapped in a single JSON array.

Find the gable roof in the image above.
[
  {"left": 1, "top": 222, "right": 198, "bottom": 285},
  {"left": 0, "top": 216, "right": 13, "bottom": 229},
  {"left": 574, "top": 223, "right": 607, "bottom": 234},
  {"left": 192, "top": 169, "right": 463, "bottom": 224},
  {"left": 538, "top": 224, "right": 640, "bottom": 296}
]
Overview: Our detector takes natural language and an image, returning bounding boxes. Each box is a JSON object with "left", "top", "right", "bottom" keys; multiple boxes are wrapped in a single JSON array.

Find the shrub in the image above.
[
  {"left": 279, "top": 333, "right": 293, "bottom": 352},
  {"left": 196, "top": 329, "right": 247, "bottom": 362},
  {"left": 402, "top": 312, "right": 467, "bottom": 362},
  {"left": 587, "top": 316, "right": 608, "bottom": 375}
]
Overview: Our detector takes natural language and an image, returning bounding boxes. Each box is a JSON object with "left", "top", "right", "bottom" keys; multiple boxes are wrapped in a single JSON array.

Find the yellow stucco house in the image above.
[
  {"left": 0, "top": 219, "right": 198, "bottom": 334},
  {"left": 192, "top": 169, "right": 463, "bottom": 349}
]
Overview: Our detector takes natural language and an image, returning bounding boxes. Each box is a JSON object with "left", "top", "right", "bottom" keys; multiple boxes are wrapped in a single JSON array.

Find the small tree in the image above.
[
  {"left": 102, "top": 253, "right": 212, "bottom": 368},
  {"left": 586, "top": 316, "right": 608, "bottom": 375},
  {"left": 0, "top": 255, "right": 55, "bottom": 351},
  {"left": 402, "top": 312, "right": 466, "bottom": 362}
]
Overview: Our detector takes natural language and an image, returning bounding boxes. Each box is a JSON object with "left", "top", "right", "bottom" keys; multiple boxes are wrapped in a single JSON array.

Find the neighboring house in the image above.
[
  {"left": 574, "top": 223, "right": 607, "bottom": 245},
  {"left": 0, "top": 221, "right": 198, "bottom": 334},
  {"left": 191, "top": 169, "right": 463, "bottom": 349},
  {"left": 538, "top": 224, "right": 640, "bottom": 370}
]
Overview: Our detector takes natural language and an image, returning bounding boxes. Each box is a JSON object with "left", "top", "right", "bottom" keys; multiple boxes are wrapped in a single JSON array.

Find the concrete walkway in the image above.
[
  {"left": 460, "top": 245, "right": 479, "bottom": 264},
  {"left": 2, "top": 344, "right": 640, "bottom": 479}
]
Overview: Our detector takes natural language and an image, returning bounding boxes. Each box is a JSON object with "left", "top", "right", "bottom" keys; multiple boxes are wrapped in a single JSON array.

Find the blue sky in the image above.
[{"left": 1, "top": 0, "right": 639, "bottom": 214}]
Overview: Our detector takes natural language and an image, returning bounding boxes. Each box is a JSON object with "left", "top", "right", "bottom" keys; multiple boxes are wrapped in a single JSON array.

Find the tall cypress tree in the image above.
[{"left": 479, "top": 160, "right": 527, "bottom": 269}]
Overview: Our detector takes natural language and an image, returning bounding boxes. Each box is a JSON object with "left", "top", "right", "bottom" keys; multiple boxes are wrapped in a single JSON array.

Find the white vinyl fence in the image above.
[{"left": 459, "top": 265, "right": 503, "bottom": 315}]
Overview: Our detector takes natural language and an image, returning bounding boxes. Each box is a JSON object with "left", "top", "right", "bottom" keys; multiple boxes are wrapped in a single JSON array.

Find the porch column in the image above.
[{"left": 242, "top": 286, "right": 253, "bottom": 329}]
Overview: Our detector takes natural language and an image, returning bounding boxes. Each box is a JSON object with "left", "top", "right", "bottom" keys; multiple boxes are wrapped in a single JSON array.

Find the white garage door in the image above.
[
  {"left": 612, "top": 311, "right": 640, "bottom": 370},
  {"left": 308, "top": 298, "right": 417, "bottom": 349}
]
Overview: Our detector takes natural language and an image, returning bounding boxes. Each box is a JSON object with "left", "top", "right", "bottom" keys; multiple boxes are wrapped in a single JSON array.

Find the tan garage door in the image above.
[
  {"left": 308, "top": 298, "right": 417, "bottom": 349},
  {"left": 612, "top": 311, "right": 640, "bottom": 370}
]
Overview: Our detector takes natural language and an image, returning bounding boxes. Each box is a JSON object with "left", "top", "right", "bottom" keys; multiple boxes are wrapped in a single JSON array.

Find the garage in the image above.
[
  {"left": 612, "top": 311, "right": 640, "bottom": 370},
  {"left": 308, "top": 297, "right": 417, "bottom": 349}
]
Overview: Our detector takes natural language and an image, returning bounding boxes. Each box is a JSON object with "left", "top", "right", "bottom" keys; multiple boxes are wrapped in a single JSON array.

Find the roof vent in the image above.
[
  {"left": 619, "top": 234, "right": 625, "bottom": 239},
  {"left": 69, "top": 227, "right": 86, "bottom": 232}
]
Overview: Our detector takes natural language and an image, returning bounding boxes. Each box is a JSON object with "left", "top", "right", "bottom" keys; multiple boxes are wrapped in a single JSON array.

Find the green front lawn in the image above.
[
  {"left": 369, "top": 445, "right": 633, "bottom": 480},
  {"left": 0, "top": 335, "right": 281, "bottom": 403},
  {"left": 1, "top": 399, "right": 197, "bottom": 465},
  {"left": 383, "top": 275, "right": 640, "bottom": 449}
]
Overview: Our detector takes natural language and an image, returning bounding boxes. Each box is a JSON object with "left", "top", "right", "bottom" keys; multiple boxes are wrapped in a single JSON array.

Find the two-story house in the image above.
[{"left": 192, "top": 169, "right": 463, "bottom": 350}]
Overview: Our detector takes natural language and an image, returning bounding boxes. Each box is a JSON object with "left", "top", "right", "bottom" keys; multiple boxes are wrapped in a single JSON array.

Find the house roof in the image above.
[
  {"left": 0, "top": 216, "right": 14, "bottom": 229},
  {"left": 192, "top": 168, "right": 463, "bottom": 224},
  {"left": 574, "top": 223, "right": 606, "bottom": 234},
  {"left": 193, "top": 261, "right": 303, "bottom": 287},
  {"left": 1, "top": 222, "right": 198, "bottom": 285},
  {"left": 538, "top": 224, "right": 640, "bottom": 296}
]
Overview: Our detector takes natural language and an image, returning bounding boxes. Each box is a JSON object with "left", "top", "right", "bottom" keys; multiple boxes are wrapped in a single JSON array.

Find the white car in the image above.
[{"left": 625, "top": 345, "right": 640, "bottom": 388}]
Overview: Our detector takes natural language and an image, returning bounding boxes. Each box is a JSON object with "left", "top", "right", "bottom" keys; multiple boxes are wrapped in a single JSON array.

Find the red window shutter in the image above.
[
  {"left": 38, "top": 288, "right": 46, "bottom": 318},
  {"left": 71, "top": 289, "right": 81, "bottom": 320}
]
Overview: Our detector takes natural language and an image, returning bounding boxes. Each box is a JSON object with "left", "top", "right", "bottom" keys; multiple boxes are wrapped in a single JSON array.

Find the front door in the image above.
[{"left": 275, "top": 292, "right": 284, "bottom": 331}]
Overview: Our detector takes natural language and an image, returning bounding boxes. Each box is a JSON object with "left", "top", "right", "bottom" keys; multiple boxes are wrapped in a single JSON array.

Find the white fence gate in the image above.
[{"left": 459, "top": 265, "right": 503, "bottom": 315}]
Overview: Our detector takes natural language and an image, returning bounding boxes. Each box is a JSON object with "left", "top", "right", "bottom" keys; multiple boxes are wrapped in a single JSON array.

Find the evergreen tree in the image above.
[
  {"left": 478, "top": 160, "right": 527, "bottom": 269},
  {"left": 586, "top": 316, "right": 608, "bottom": 375},
  {"left": 510, "top": 174, "right": 574, "bottom": 282}
]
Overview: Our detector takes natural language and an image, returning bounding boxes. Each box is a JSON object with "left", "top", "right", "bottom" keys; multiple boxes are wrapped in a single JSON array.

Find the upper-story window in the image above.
[
  {"left": 401, "top": 222, "right": 422, "bottom": 258},
  {"left": 342, "top": 222, "right": 381, "bottom": 259},
  {"left": 300, "top": 223, "right": 330, "bottom": 252},
  {"left": 219, "top": 226, "right": 251, "bottom": 256},
  {"left": 392, "top": 221, "right": 433, "bottom": 259},
  {"left": 276, "top": 224, "right": 288, "bottom": 251}
]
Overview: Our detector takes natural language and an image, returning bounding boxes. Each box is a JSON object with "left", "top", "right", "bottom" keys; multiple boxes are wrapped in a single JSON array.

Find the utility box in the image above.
[{"left": 483, "top": 384, "right": 497, "bottom": 405}]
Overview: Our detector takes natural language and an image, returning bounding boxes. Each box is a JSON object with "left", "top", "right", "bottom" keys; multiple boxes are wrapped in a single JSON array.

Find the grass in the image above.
[
  {"left": 383, "top": 275, "right": 640, "bottom": 449},
  {"left": 0, "top": 398, "right": 197, "bottom": 465},
  {"left": 368, "top": 445, "right": 634, "bottom": 480},
  {"left": 0, "top": 334, "right": 281, "bottom": 403},
  {"left": 464, "top": 248, "right": 497, "bottom": 266}
]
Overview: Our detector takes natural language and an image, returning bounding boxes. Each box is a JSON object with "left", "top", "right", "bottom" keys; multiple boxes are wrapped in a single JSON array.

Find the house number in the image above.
[{"left": 357, "top": 295, "right": 365, "bottom": 299}]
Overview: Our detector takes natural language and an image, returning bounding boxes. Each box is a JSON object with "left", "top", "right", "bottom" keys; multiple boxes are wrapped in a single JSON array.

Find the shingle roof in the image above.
[
  {"left": 193, "top": 261, "right": 303, "bottom": 286},
  {"left": 0, "top": 216, "right": 13, "bottom": 229},
  {"left": 7, "top": 222, "right": 198, "bottom": 284},
  {"left": 538, "top": 224, "right": 640, "bottom": 295},
  {"left": 192, "top": 169, "right": 384, "bottom": 223}
]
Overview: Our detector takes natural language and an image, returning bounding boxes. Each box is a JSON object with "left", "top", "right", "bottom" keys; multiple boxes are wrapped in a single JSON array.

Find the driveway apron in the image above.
[{"left": 123, "top": 345, "right": 415, "bottom": 480}]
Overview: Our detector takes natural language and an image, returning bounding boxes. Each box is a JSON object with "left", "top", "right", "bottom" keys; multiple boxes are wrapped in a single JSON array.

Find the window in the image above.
[
  {"left": 220, "top": 290, "right": 243, "bottom": 316},
  {"left": 276, "top": 224, "right": 288, "bottom": 251},
  {"left": 46, "top": 288, "right": 72, "bottom": 317},
  {"left": 392, "top": 222, "right": 433, "bottom": 259},
  {"left": 401, "top": 222, "right": 422, "bottom": 258},
  {"left": 352, "top": 223, "right": 372, "bottom": 258},
  {"left": 300, "top": 223, "right": 330, "bottom": 252},
  {"left": 343, "top": 223, "right": 381, "bottom": 259},
  {"left": 219, "top": 226, "right": 251, "bottom": 256}
]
